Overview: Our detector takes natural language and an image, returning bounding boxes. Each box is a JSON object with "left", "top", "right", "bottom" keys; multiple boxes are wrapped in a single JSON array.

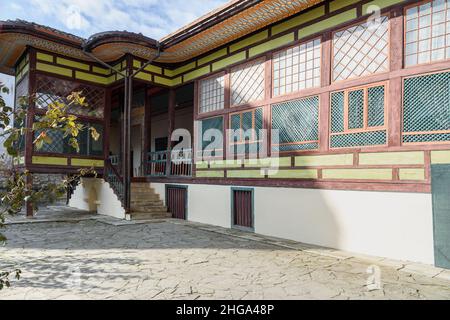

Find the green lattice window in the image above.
[
  {"left": 271, "top": 96, "right": 319, "bottom": 152},
  {"left": 403, "top": 71, "right": 450, "bottom": 144},
  {"left": 198, "top": 116, "right": 223, "bottom": 158},
  {"left": 229, "top": 108, "right": 263, "bottom": 155},
  {"left": 330, "top": 84, "right": 387, "bottom": 148}
]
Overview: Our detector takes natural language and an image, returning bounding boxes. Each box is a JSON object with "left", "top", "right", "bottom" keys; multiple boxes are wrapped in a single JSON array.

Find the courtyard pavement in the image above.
[{"left": 0, "top": 208, "right": 450, "bottom": 300}]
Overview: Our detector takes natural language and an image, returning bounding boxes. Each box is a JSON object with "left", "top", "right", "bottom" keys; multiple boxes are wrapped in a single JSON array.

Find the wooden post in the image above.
[
  {"left": 142, "top": 85, "right": 151, "bottom": 176},
  {"left": 319, "top": 32, "right": 332, "bottom": 152},
  {"left": 388, "top": 7, "right": 404, "bottom": 147},
  {"left": 25, "top": 48, "right": 37, "bottom": 168},
  {"left": 167, "top": 88, "right": 176, "bottom": 176}
]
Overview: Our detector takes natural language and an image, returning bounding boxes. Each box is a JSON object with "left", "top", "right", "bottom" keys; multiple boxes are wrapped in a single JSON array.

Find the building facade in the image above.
[{"left": 1, "top": 0, "right": 449, "bottom": 268}]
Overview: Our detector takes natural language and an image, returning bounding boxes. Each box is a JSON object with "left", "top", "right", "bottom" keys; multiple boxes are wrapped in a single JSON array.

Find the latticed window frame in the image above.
[
  {"left": 230, "top": 57, "right": 266, "bottom": 107},
  {"left": 197, "top": 115, "right": 225, "bottom": 160},
  {"left": 198, "top": 72, "right": 226, "bottom": 115},
  {"left": 404, "top": 0, "right": 450, "bottom": 67},
  {"left": 272, "top": 37, "right": 322, "bottom": 97},
  {"left": 402, "top": 69, "right": 450, "bottom": 145},
  {"left": 332, "top": 15, "right": 390, "bottom": 83},
  {"left": 271, "top": 94, "right": 320, "bottom": 153},
  {"left": 330, "top": 82, "right": 388, "bottom": 149},
  {"left": 229, "top": 108, "right": 264, "bottom": 145}
]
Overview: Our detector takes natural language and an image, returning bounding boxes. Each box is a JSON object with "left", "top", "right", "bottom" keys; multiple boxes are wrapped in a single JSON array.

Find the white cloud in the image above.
[{"left": 1, "top": 0, "right": 228, "bottom": 40}]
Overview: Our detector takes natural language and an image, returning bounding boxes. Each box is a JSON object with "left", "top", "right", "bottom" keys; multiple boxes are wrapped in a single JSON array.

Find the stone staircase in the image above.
[{"left": 130, "top": 183, "right": 172, "bottom": 220}]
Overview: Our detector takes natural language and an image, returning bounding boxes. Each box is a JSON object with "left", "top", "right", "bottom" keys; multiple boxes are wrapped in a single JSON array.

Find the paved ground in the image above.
[{"left": 0, "top": 211, "right": 450, "bottom": 300}]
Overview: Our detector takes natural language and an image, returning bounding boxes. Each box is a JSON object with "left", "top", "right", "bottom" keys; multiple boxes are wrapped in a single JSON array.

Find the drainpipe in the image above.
[{"left": 82, "top": 43, "right": 161, "bottom": 213}]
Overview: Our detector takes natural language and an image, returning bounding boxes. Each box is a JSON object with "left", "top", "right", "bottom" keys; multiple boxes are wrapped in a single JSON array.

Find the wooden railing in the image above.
[
  {"left": 145, "top": 149, "right": 192, "bottom": 177},
  {"left": 104, "top": 159, "right": 124, "bottom": 203}
]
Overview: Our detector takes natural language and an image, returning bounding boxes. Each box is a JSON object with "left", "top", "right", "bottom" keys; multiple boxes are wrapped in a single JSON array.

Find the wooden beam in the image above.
[{"left": 142, "top": 85, "right": 151, "bottom": 174}]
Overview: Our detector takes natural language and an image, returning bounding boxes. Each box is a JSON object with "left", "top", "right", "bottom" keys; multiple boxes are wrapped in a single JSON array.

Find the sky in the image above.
[{"left": 0, "top": 0, "right": 229, "bottom": 153}]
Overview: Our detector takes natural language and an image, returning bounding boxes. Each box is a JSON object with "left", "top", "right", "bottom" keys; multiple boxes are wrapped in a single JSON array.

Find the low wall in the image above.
[{"left": 151, "top": 182, "right": 434, "bottom": 265}]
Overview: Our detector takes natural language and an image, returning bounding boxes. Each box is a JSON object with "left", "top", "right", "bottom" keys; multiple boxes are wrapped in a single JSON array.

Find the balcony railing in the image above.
[{"left": 146, "top": 149, "right": 192, "bottom": 177}]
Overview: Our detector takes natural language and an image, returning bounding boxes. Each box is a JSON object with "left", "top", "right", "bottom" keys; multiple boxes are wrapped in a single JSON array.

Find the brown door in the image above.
[
  {"left": 166, "top": 186, "right": 187, "bottom": 220},
  {"left": 232, "top": 188, "right": 254, "bottom": 230}
]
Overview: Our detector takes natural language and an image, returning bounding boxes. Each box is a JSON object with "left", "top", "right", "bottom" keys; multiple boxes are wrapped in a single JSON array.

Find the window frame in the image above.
[
  {"left": 403, "top": 0, "right": 450, "bottom": 68},
  {"left": 329, "top": 81, "right": 389, "bottom": 149},
  {"left": 197, "top": 71, "right": 226, "bottom": 115},
  {"left": 271, "top": 36, "right": 322, "bottom": 98},
  {"left": 228, "top": 108, "right": 264, "bottom": 145},
  {"left": 331, "top": 14, "right": 391, "bottom": 83}
]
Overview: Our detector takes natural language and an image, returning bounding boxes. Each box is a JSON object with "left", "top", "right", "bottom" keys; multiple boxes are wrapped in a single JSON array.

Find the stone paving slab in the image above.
[{"left": 0, "top": 214, "right": 449, "bottom": 300}]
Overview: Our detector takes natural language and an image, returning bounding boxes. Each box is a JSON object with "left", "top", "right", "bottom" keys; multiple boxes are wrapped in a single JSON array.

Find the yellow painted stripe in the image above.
[
  {"left": 57, "top": 57, "right": 90, "bottom": 71},
  {"left": 165, "top": 62, "right": 196, "bottom": 77},
  {"left": 244, "top": 157, "right": 291, "bottom": 168},
  {"left": 144, "top": 64, "right": 163, "bottom": 74},
  {"left": 183, "top": 65, "right": 210, "bottom": 82},
  {"left": 330, "top": 0, "right": 355, "bottom": 12},
  {"left": 195, "top": 162, "right": 208, "bottom": 169},
  {"left": 212, "top": 52, "right": 246, "bottom": 71},
  {"left": 359, "top": 151, "right": 425, "bottom": 165},
  {"left": 198, "top": 48, "right": 228, "bottom": 66},
  {"left": 93, "top": 66, "right": 110, "bottom": 75},
  {"left": 210, "top": 159, "right": 242, "bottom": 169},
  {"left": 36, "top": 52, "right": 54, "bottom": 63},
  {"left": 196, "top": 170, "right": 224, "bottom": 178},
  {"left": 227, "top": 170, "right": 265, "bottom": 178},
  {"left": 323, "top": 168, "right": 392, "bottom": 180},
  {"left": 272, "top": 6, "right": 325, "bottom": 36},
  {"left": 269, "top": 169, "right": 318, "bottom": 179},
  {"left": 135, "top": 72, "right": 152, "bottom": 82},
  {"left": 362, "top": 0, "right": 403, "bottom": 14},
  {"left": 298, "top": 9, "right": 357, "bottom": 39},
  {"left": 32, "top": 156, "right": 68, "bottom": 166},
  {"left": 71, "top": 158, "right": 104, "bottom": 167},
  {"left": 36, "top": 62, "right": 72, "bottom": 77},
  {"left": 431, "top": 150, "right": 450, "bottom": 164},
  {"left": 154, "top": 76, "right": 181, "bottom": 86},
  {"left": 75, "top": 71, "right": 109, "bottom": 85},
  {"left": 295, "top": 154, "right": 353, "bottom": 167},
  {"left": 230, "top": 30, "right": 269, "bottom": 53},
  {"left": 249, "top": 33, "right": 295, "bottom": 57},
  {"left": 399, "top": 169, "right": 425, "bottom": 181}
]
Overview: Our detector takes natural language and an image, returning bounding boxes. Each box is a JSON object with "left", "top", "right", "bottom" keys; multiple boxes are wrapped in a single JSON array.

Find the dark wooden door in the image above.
[
  {"left": 431, "top": 164, "right": 450, "bottom": 269},
  {"left": 232, "top": 189, "right": 253, "bottom": 230},
  {"left": 167, "top": 186, "right": 187, "bottom": 220}
]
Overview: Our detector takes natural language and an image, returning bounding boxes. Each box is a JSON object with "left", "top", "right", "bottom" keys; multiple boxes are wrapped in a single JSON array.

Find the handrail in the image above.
[
  {"left": 104, "top": 159, "right": 124, "bottom": 203},
  {"left": 145, "top": 149, "right": 193, "bottom": 177}
]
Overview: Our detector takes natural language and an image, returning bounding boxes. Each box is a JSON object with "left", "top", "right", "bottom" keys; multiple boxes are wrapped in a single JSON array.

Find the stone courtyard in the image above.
[{"left": 0, "top": 209, "right": 449, "bottom": 300}]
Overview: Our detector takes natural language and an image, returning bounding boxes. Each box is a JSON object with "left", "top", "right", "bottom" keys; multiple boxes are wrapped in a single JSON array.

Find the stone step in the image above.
[
  {"left": 131, "top": 193, "right": 159, "bottom": 200},
  {"left": 131, "top": 205, "right": 168, "bottom": 212},
  {"left": 131, "top": 199, "right": 163, "bottom": 205},
  {"left": 131, "top": 211, "right": 172, "bottom": 220},
  {"left": 131, "top": 187, "right": 156, "bottom": 193}
]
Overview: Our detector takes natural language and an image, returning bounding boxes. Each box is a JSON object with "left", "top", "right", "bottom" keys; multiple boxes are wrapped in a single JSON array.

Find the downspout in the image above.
[{"left": 82, "top": 42, "right": 161, "bottom": 214}]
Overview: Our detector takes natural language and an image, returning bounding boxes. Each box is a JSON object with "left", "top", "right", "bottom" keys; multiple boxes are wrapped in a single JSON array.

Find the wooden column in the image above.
[
  {"left": 25, "top": 48, "right": 37, "bottom": 168},
  {"left": 103, "top": 88, "right": 112, "bottom": 162},
  {"left": 192, "top": 81, "right": 199, "bottom": 176},
  {"left": 167, "top": 88, "right": 176, "bottom": 175},
  {"left": 388, "top": 7, "right": 404, "bottom": 147},
  {"left": 319, "top": 32, "right": 332, "bottom": 152},
  {"left": 223, "top": 72, "right": 231, "bottom": 160},
  {"left": 264, "top": 53, "right": 273, "bottom": 157},
  {"left": 26, "top": 173, "right": 33, "bottom": 218},
  {"left": 142, "top": 86, "right": 151, "bottom": 175}
]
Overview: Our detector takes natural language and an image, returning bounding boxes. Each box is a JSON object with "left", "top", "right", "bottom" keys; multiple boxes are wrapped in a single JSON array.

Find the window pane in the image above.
[
  {"left": 199, "top": 75, "right": 225, "bottom": 114},
  {"left": 230, "top": 59, "right": 265, "bottom": 106}
]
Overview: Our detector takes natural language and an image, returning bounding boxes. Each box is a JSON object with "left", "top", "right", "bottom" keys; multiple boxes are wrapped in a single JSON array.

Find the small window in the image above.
[
  {"left": 271, "top": 96, "right": 319, "bottom": 152},
  {"left": 230, "top": 58, "right": 265, "bottom": 106},
  {"left": 403, "top": 71, "right": 450, "bottom": 144},
  {"left": 405, "top": 0, "right": 450, "bottom": 66},
  {"left": 273, "top": 38, "right": 321, "bottom": 96},
  {"left": 330, "top": 84, "right": 387, "bottom": 148},
  {"left": 197, "top": 116, "right": 224, "bottom": 158},
  {"left": 199, "top": 74, "right": 225, "bottom": 114},
  {"left": 229, "top": 108, "right": 263, "bottom": 155},
  {"left": 333, "top": 16, "right": 389, "bottom": 81}
]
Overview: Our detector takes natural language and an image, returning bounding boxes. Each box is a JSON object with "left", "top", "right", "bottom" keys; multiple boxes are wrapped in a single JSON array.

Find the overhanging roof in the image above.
[{"left": 0, "top": 0, "right": 323, "bottom": 75}]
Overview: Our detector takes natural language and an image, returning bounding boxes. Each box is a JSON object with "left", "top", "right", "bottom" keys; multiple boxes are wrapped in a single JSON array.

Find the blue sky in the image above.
[{"left": 0, "top": 0, "right": 229, "bottom": 105}]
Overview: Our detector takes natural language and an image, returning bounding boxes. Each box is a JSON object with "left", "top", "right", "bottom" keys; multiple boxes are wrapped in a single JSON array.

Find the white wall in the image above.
[
  {"left": 69, "top": 178, "right": 125, "bottom": 219},
  {"left": 131, "top": 124, "right": 142, "bottom": 175},
  {"left": 151, "top": 182, "right": 434, "bottom": 264}
]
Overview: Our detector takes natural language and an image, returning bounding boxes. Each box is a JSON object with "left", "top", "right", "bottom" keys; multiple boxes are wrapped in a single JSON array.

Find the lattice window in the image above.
[
  {"left": 272, "top": 96, "right": 319, "bottom": 152},
  {"left": 34, "top": 118, "right": 103, "bottom": 156},
  {"left": 231, "top": 59, "right": 265, "bottom": 106},
  {"left": 35, "top": 74, "right": 105, "bottom": 118},
  {"left": 330, "top": 84, "right": 387, "bottom": 148},
  {"left": 229, "top": 108, "right": 263, "bottom": 155},
  {"left": 333, "top": 16, "right": 389, "bottom": 82},
  {"left": 198, "top": 116, "right": 223, "bottom": 158},
  {"left": 199, "top": 74, "right": 225, "bottom": 114},
  {"left": 273, "top": 38, "right": 321, "bottom": 96},
  {"left": 405, "top": 0, "right": 450, "bottom": 66},
  {"left": 403, "top": 71, "right": 450, "bottom": 144}
]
